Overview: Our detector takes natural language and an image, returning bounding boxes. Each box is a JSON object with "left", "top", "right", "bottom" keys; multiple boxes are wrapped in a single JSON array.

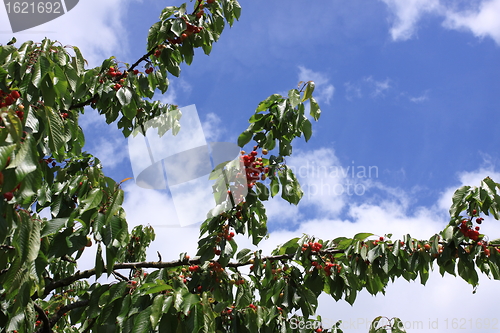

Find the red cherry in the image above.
[
  {"left": 15, "top": 110, "right": 24, "bottom": 121},
  {"left": 10, "top": 90, "right": 20, "bottom": 99},
  {"left": 4, "top": 96, "right": 14, "bottom": 105},
  {"left": 3, "top": 192, "right": 13, "bottom": 201}
]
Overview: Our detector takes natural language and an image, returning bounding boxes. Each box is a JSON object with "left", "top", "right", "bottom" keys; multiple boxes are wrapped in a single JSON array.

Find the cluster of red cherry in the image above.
[
  {"left": 323, "top": 262, "right": 342, "bottom": 276},
  {"left": 14, "top": 105, "right": 25, "bottom": 121},
  {"left": 167, "top": 19, "right": 204, "bottom": 45},
  {"left": 301, "top": 241, "right": 322, "bottom": 253},
  {"left": 0, "top": 89, "right": 20, "bottom": 108},
  {"left": 213, "top": 224, "right": 235, "bottom": 255},
  {"left": 239, "top": 147, "right": 270, "bottom": 190},
  {"left": 103, "top": 66, "right": 127, "bottom": 91},
  {"left": 459, "top": 210, "right": 483, "bottom": 241}
]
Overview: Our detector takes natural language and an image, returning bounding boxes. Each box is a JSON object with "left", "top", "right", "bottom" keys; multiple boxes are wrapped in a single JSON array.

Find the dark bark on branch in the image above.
[
  {"left": 34, "top": 300, "right": 89, "bottom": 333},
  {"left": 31, "top": 242, "right": 500, "bottom": 300},
  {"left": 34, "top": 303, "right": 52, "bottom": 333}
]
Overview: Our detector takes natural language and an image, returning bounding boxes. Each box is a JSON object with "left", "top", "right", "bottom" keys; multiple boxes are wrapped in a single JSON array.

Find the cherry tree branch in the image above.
[
  {"left": 32, "top": 241, "right": 500, "bottom": 300},
  {"left": 34, "top": 303, "right": 51, "bottom": 333}
]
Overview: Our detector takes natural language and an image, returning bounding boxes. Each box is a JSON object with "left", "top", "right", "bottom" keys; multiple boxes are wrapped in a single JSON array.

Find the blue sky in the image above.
[{"left": 2, "top": 0, "right": 500, "bottom": 332}]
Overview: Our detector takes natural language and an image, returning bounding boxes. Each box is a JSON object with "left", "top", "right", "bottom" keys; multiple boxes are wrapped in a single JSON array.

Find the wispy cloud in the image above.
[
  {"left": 380, "top": 0, "right": 441, "bottom": 41},
  {"left": 380, "top": 0, "right": 500, "bottom": 45},
  {"left": 202, "top": 113, "right": 224, "bottom": 142},
  {"left": 443, "top": 0, "right": 500, "bottom": 44},
  {"left": 344, "top": 76, "right": 392, "bottom": 100},
  {"left": 364, "top": 76, "right": 392, "bottom": 97},
  {"left": 0, "top": 0, "right": 138, "bottom": 66},
  {"left": 408, "top": 90, "right": 430, "bottom": 103},
  {"left": 344, "top": 82, "right": 363, "bottom": 101}
]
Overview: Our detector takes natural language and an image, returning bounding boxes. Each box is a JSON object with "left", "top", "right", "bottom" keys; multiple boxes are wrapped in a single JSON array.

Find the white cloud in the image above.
[
  {"left": 380, "top": 0, "right": 500, "bottom": 45},
  {"left": 344, "top": 77, "right": 393, "bottom": 100},
  {"left": 286, "top": 148, "right": 348, "bottom": 217},
  {"left": 344, "top": 82, "right": 363, "bottom": 101},
  {"left": 259, "top": 149, "right": 500, "bottom": 331},
  {"left": 78, "top": 108, "right": 129, "bottom": 170},
  {"left": 380, "top": 0, "right": 441, "bottom": 41},
  {"left": 0, "top": 0, "right": 137, "bottom": 66},
  {"left": 364, "top": 76, "right": 392, "bottom": 97},
  {"left": 90, "top": 136, "right": 129, "bottom": 169},
  {"left": 111, "top": 144, "right": 500, "bottom": 330},
  {"left": 202, "top": 113, "right": 224, "bottom": 142},
  {"left": 409, "top": 90, "right": 430, "bottom": 103},
  {"left": 298, "top": 66, "right": 335, "bottom": 105},
  {"left": 443, "top": 0, "right": 500, "bottom": 44}
]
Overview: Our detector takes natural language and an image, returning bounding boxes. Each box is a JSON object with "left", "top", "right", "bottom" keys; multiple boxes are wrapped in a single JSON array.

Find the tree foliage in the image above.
[{"left": 1, "top": 1, "right": 500, "bottom": 332}]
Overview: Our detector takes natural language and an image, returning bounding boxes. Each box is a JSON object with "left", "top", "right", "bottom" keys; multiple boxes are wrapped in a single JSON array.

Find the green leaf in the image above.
[
  {"left": 1, "top": 111, "right": 23, "bottom": 143},
  {"left": 80, "top": 188, "right": 103, "bottom": 213},
  {"left": 95, "top": 244, "right": 105, "bottom": 279},
  {"left": 182, "top": 293, "right": 199, "bottom": 316},
  {"left": 132, "top": 307, "right": 152, "bottom": 333},
  {"left": 301, "top": 118, "right": 312, "bottom": 142},
  {"left": 117, "top": 86, "right": 133, "bottom": 106},
  {"left": 10, "top": 134, "right": 37, "bottom": 184},
  {"left": 369, "top": 316, "right": 383, "bottom": 333},
  {"left": 256, "top": 94, "right": 281, "bottom": 112},
  {"left": 43, "top": 106, "right": 65, "bottom": 158},
  {"left": 270, "top": 176, "right": 279, "bottom": 197},
  {"left": 72, "top": 46, "right": 86, "bottom": 75},
  {"left": 52, "top": 64, "right": 69, "bottom": 98},
  {"left": 309, "top": 97, "right": 321, "bottom": 121},
  {"left": 238, "top": 130, "right": 252, "bottom": 148},
  {"left": 302, "top": 81, "right": 315, "bottom": 102},
  {"left": 236, "top": 248, "right": 252, "bottom": 262},
  {"left": 288, "top": 89, "right": 301, "bottom": 108},
  {"left": 41, "top": 218, "right": 68, "bottom": 237},
  {"left": 392, "top": 318, "right": 407, "bottom": 333},
  {"left": 171, "top": 18, "right": 187, "bottom": 37},
  {"left": 147, "top": 22, "right": 161, "bottom": 49},
  {"left": 18, "top": 212, "right": 40, "bottom": 263},
  {"left": 450, "top": 185, "right": 470, "bottom": 217},
  {"left": 144, "top": 284, "right": 172, "bottom": 295},
  {"left": 353, "top": 233, "right": 374, "bottom": 241},
  {"left": 150, "top": 294, "right": 164, "bottom": 328},
  {"left": 279, "top": 166, "right": 303, "bottom": 205},
  {"left": 0, "top": 144, "right": 15, "bottom": 169}
]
